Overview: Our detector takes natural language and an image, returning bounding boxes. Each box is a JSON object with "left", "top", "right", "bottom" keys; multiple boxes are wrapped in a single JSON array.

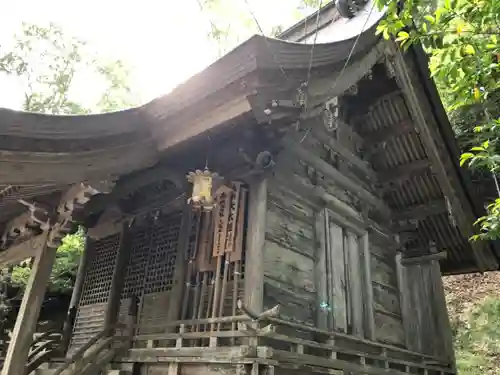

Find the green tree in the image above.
[
  {"left": 10, "top": 230, "right": 85, "bottom": 294},
  {"left": 0, "top": 22, "right": 138, "bottom": 114},
  {"left": 198, "top": 0, "right": 323, "bottom": 55},
  {"left": 0, "top": 22, "right": 138, "bottom": 293}
]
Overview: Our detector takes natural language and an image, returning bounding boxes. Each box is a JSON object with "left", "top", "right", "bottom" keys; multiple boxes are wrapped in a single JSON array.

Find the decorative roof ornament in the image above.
[
  {"left": 296, "top": 83, "right": 307, "bottom": 108},
  {"left": 324, "top": 97, "right": 340, "bottom": 133},
  {"left": 345, "top": 84, "right": 359, "bottom": 96},
  {"left": 385, "top": 56, "right": 396, "bottom": 79},
  {"left": 445, "top": 197, "right": 457, "bottom": 227},
  {"left": 335, "top": 0, "right": 370, "bottom": 19},
  {"left": 186, "top": 168, "right": 222, "bottom": 212}
]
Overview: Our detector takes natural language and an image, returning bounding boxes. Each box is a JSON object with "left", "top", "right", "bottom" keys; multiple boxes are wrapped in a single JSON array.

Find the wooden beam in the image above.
[
  {"left": 244, "top": 177, "right": 267, "bottom": 314},
  {"left": 378, "top": 160, "right": 431, "bottom": 188},
  {"left": 1, "top": 231, "right": 54, "bottom": 375},
  {"left": 282, "top": 137, "right": 391, "bottom": 218},
  {"left": 308, "top": 124, "right": 378, "bottom": 182},
  {"left": 166, "top": 203, "right": 193, "bottom": 323},
  {"left": 157, "top": 96, "right": 252, "bottom": 151},
  {"left": 361, "top": 233, "right": 376, "bottom": 341},
  {"left": 401, "top": 251, "right": 447, "bottom": 266},
  {"left": 0, "top": 234, "right": 48, "bottom": 268},
  {"left": 104, "top": 223, "right": 130, "bottom": 328},
  {"left": 346, "top": 232, "right": 363, "bottom": 337},
  {"left": 394, "top": 200, "right": 447, "bottom": 221},
  {"left": 362, "top": 120, "right": 414, "bottom": 144},
  {"left": 81, "top": 166, "right": 184, "bottom": 218}
]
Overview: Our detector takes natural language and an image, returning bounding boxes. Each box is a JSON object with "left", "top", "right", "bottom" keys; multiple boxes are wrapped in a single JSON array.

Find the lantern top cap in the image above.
[{"left": 186, "top": 167, "right": 220, "bottom": 182}]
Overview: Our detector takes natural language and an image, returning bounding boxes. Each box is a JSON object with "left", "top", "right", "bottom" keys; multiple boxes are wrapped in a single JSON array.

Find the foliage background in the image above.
[
  {"left": 0, "top": 23, "right": 136, "bottom": 295},
  {"left": 444, "top": 273, "right": 500, "bottom": 374}
]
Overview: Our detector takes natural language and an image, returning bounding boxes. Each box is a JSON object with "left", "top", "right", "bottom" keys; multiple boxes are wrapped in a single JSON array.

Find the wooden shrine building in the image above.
[{"left": 1, "top": 1, "right": 499, "bottom": 374}]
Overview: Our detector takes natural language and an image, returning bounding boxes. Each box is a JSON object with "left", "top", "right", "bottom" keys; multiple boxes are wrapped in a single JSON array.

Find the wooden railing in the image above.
[
  {"left": 25, "top": 330, "right": 62, "bottom": 375},
  {"left": 128, "top": 315, "right": 455, "bottom": 375},
  {"left": 51, "top": 322, "right": 131, "bottom": 375},
  {"left": 51, "top": 296, "right": 137, "bottom": 375}
]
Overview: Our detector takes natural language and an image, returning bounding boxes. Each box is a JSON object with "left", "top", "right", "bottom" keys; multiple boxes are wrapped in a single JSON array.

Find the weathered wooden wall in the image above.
[
  {"left": 263, "top": 181, "right": 318, "bottom": 326},
  {"left": 397, "top": 256, "right": 455, "bottom": 361},
  {"left": 370, "top": 243, "right": 405, "bottom": 346},
  {"left": 264, "top": 105, "right": 407, "bottom": 347}
]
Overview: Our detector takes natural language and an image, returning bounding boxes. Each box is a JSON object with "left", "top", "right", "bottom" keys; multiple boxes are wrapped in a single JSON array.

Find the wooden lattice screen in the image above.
[
  {"left": 69, "top": 233, "right": 121, "bottom": 355},
  {"left": 119, "top": 210, "right": 183, "bottom": 340}
]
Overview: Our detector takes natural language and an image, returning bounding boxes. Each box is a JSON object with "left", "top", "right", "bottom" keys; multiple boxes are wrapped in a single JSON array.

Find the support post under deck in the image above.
[
  {"left": 1, "top": 231, "right": 55, "bottom": 375},
  {"left": 244, "top": 177, "right": 267, "bottom": 314},
  {"left": 60, "top": 232, "right": 90, "bottom": 354}
]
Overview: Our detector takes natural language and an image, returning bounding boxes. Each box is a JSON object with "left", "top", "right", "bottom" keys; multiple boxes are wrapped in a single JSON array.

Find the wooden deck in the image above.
[{"left": 113, "top": 316, "right": 454, "bottom": 375}]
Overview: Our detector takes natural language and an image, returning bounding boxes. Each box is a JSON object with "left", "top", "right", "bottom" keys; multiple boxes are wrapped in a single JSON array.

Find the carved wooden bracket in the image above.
[{"left": 1, "top": 181, "right": 114, "bottom": 249}]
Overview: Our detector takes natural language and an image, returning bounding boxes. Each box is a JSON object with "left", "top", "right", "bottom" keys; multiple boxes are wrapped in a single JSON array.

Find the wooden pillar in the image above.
[
  {"left": 428, "top": 256, "right": 456, "bottom": 367},
  {"left": 314, "top": 208, "right": 329, "bottom": 330},
  {"left": 103, "top": 223, "right": 130, "bottom": 329},
  {"left": 396, "top": 252, "right": 412, "bottom": 350},
  {"left": 1, "top": 231, "right": 55, "bottom": 375},
  {"left": 60, "top": 233, "right": 90, "bottom": 354},
  {"left": 361, "top": 232, "right": 375, "bottom": 340},
  {"left": 166, "top": 203, "right": 192, "bottom": 323},
  {"left": 244, "top": 177, "right": 267, "bottom": 314},
  {"left": 347, "top": 232, "right": 364, "bottom": 337}
]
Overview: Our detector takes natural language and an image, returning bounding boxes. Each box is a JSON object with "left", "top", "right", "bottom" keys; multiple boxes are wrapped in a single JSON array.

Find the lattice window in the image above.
[
  {"left": 121, "top": 226, "right": 152, "bottom": 299},
  {"left": 79, "top": 233, "right": 121, "bottom": 306},
  {"left": 143, "top": 210, "right": 183, "bottom": 294}
]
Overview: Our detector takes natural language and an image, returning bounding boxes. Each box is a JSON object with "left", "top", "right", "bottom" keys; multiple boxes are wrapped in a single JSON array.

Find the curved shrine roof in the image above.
[{"left": 1, "top": 2, "right": 497, "bottom": 273}]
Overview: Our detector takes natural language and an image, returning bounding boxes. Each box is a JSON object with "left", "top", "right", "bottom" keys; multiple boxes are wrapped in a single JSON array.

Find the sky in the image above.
[{"left": 0, "top": 0, "right": 312, "bottom": 111}]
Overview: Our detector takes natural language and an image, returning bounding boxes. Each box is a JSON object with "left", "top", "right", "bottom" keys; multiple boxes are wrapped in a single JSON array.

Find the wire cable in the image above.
[
  {"left": 304, "top": 0, "right": 325, "bottom": 114},
  {"left": 325, "top": 1, "right": 376, "bottom": 98},
  {"left": 300, "top": 1, "right": 376, "bottom": 143},
  {"left": 196, "top": 0, "right": 220, "bottom": 40},
  {"left": 241, "top": 0, "right": 289, "bottom": 81},
  {"left": 305, "top": 1, "right": 324, "bottom": 92}
]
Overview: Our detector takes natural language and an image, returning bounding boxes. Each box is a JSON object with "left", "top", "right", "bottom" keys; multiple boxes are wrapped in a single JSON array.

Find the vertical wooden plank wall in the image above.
[
  {"left": 397, "top": 255, "right": 456, "bottom": 361},
  {"left": 245, "top": 177, "right": 267, "bottom": 314},
  {"left": 329, "top": 221, "right": 347, "bottom": 333},
  {"left": 263, "top": 178, "right": 317, "bottom": 326},
  {"left": 370, "top": 242, "right": 405, "bottom": 346}
]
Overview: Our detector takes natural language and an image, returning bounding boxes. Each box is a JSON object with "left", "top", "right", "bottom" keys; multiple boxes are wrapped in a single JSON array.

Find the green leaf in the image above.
[
  {"left": 395, "top": 31, "right": 410, "bottom": 42},
  {"left": 463, "top": 45, "right": 475, "bottom": 55},
  {"left": 383, "top": 28, "right": 390, "bottom": 40},
  {"left": 424, "top": 15, "right": 435, "bottom": 24}
]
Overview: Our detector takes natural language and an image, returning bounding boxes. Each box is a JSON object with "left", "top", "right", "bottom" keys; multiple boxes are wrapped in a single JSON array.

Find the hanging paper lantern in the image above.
[{"left": 186, "top": 168, "right": 221, "bottom": 211}]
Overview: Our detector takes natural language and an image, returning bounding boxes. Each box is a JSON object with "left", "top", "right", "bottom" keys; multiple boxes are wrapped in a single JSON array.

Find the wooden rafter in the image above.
[
  {"left": 378, "top": 160, "right": 431, "bottom": 189},
  {"left": 394, "top": 200, "right": 447, "bottom": 222},
  {"left": 389, "top": 43, "right": 498, "bottom": 270},
  {"left": 362, "top": 119, "right": 414, "bottom": 144}
]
